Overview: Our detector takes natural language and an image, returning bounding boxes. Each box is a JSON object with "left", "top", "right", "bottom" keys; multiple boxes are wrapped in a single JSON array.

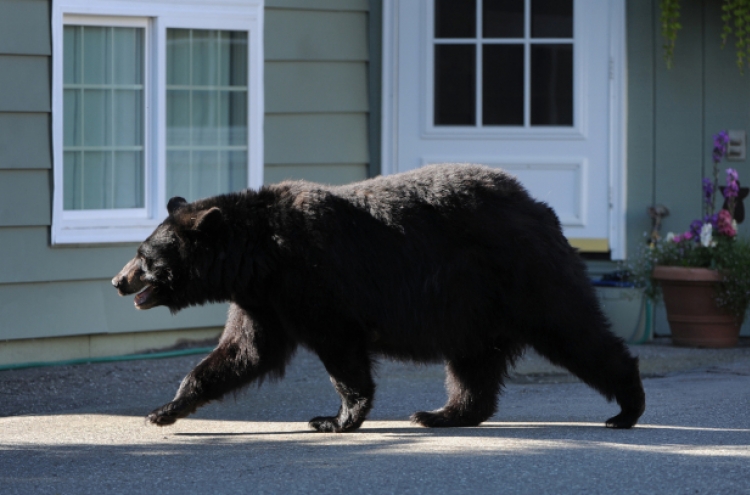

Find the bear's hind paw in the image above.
[
  {"left": 605, "top": 412, "right": 640, "bottom": 429},
  {"left": 411, "top": 409, "right": 482, "bottom": 428}
]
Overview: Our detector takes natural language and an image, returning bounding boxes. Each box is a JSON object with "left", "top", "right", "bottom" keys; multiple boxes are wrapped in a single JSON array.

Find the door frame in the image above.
[{"left": 381, "top": 0, "right": 628, "bottom": 259}]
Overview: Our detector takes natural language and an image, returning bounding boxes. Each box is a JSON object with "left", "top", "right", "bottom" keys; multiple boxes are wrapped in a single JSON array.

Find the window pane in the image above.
[
  {"left": 483, "top": 44, "right": 524, "bottom": 125},
  {"left": 532, "top": 0, "right": 573, "bottom": 38},
  {"left": 483, "top": 0, "right": 524, "bottom": 38},
  {"left": 63, "top": 25, "right": 144, "bottom": 210},
  {"left": 531, "top": 44, "right": 573, "bottom": 126},
  {"left": 63, "top": 26, "right": 81, "bottom": 84},
  {"left": 167, "top": 29, "right": 249, "bottom": 202},
  {"left": 434, "top": 44, "right": 476, "bottom": 126},
  {"left": 435, "top": 0, "right": 476, "bottom": 38},
  {"left": 113, "top": 90, "right": 143, "bottom": 146},
  {"left": 82, "top": 27, "right": 111, "bottom": 85},
  {"left": 167, "top": 29, "right": 191, "bottom": 85},
  {"left": 113, "top": 151, "right": 144, "bottom": 208},
  {"left": 113, "top": 27, "right": 143, "bottom": 85},
  {"left": 167, "top": 90, "right": 190, "bottom": 146}
]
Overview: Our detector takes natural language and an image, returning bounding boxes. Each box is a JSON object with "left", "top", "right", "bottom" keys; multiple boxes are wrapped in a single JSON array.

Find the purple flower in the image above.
[
  {"left": 702, "top": 177, "right": 714, "bottom": 205},
  {"left": 689, "top": 219, "right": 704, "bottom": 239},
  {"left": 704, "top": 213, "right": 719, "bottom": 229},
  {"left": 713, "top": 130, "right": 730, "bottom": 163},
  {"left": 725, "top": 168, "right": 740, "bottom": 198}
]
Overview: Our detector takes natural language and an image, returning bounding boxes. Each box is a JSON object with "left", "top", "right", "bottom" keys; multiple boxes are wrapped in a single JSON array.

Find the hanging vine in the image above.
[
  {"left": 721, "top": 0, "right": 750, "bottom": 72},
  {"left": 661, "top": 0, "right": 682, "bottom": 69},
  {"left": 661, "top": 0, "right": 750, "bottom": 73}
]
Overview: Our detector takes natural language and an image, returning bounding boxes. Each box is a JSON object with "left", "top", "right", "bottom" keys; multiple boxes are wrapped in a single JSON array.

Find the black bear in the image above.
[{"left": 112, "top": 164, "right": 645, "bottom": 431}]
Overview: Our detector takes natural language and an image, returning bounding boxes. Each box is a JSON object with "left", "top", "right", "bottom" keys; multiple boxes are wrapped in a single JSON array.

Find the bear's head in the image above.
[{"left": 112, "top": 196, "right": 228, "bottom": 312}]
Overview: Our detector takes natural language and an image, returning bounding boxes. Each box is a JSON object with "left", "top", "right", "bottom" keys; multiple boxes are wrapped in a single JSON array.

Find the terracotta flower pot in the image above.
[{"left": 652, "top": 266, "right": 741, "bottom": 348}]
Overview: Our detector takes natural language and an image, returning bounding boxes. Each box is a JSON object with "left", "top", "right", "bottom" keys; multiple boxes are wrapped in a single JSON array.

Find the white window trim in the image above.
[{"left": 51, "top": 0, "right": 264, "bottom": 245}]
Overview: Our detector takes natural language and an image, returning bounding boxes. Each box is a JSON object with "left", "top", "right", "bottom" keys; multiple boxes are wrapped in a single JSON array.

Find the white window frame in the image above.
[{"left": 51, "top": 0, "right": 264, "bottom": 245}]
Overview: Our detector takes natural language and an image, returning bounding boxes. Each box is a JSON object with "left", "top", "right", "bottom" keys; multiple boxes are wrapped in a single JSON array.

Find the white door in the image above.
[{"left": 382, "top": 0, "right": 626, "bottom": 258}]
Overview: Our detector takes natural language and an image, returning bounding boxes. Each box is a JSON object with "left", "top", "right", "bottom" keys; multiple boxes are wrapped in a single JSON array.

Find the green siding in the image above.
[
  {"left": 653, "top": 0, "right": 704, "bottom": 237},
  {"left": 263, "top": 5, "right": 371, "bottom": 187},
  {"left": 265, "top": 114, "right": 369, "bottom": 165},
  {"left": 265, "top": 9, "right": 368, "bottom": 61},
  {"left": 266, "top": 163, "right": 368, "bottom": 185},
  {"left": 0, "top": 0, "right": 50, "bottom": 56},
  {"left": 0, "top": 227, "right": 138, "bottom": 284},
  {"left": 626, "top": 0, "right": 750, "bottom": 336},
  {"left": 266, "top": 0, "right": 368, "bottom": 10},
  {"left": 265, "top": 62, "right": 368, "bottom": 113},
  {"left": 0, "top": 279, "right": 228, "bottom": 340},
  {"left": 0, "top": 170, "right": 50, "bottom": 226},
  {"left": 626, "top": 0, "right": 656, "bottom": 258},
  {"left": 0, "top": 55, "right": 50, "bottom": 112},
  {"left": 0, "top": 113, "right": 50, "bottom": 169},
  {"left": 627, "top": 0, "right": 750, "bottom": 246},
  {"left": 368, "top": 0, "right": 382, "bottom": 177}
]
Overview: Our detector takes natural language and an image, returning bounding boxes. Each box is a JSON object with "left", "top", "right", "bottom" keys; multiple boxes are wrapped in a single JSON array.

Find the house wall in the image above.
[
  {"left": 627, "top": 0, "right": 750, "bottom": 336},
  {"left": 0, "top": 0, "right": 375, "bottom": 364},
  {"left": 264, "top": 0, "right": 371, "bottom": 184}
]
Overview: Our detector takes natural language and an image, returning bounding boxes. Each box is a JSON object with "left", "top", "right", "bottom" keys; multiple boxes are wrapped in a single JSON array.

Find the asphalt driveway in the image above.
[{"left": 1, "top": 340, "right": 749, "bottom": 494}]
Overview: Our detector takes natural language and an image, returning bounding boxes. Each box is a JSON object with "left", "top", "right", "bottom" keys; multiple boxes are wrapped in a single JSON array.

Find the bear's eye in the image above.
[{"left": 138, "top": 255, "right": 151, "bottom": 273}]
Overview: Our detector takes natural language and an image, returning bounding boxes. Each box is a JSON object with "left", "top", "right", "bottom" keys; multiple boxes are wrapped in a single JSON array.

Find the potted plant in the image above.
[{"left": 631, "top": 130, "right": 750, "bottom": 348}]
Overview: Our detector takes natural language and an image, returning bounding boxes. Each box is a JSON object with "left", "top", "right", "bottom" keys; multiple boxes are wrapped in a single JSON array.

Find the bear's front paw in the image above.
[
  {"left": 147, "top": 398, "right": 198, "bottom": 426},
  {"left": 411, "top": 409, "right": 481, "bottom": 428},
  {"left": 309, "top": 415, "right": 366, "bottom": 433}
]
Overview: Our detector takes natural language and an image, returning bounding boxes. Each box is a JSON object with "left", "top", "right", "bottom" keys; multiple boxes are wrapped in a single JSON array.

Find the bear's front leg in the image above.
[
  {"left": 148, "top": 304, "right": 296, "bottom": 426},
  {"left": 308, "top": 345, "right": 375, "bottom": 433}
]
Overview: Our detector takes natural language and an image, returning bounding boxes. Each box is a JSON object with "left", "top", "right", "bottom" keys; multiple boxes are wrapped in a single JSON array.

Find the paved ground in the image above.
[{"left": 1, "top": 338, "right": 749, "bottom": 494}]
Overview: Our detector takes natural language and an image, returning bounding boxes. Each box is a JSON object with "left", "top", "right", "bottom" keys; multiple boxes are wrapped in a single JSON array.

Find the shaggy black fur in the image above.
[{"left": 112, "top": 164, "right": 645, "bottom": 431}]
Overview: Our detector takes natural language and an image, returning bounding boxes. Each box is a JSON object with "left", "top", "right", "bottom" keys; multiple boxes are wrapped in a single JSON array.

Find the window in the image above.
[
  {"left": 432, "top": 0, "right": 574, "bottom": 128},
  {"left": 52, "top": 0, "right": 264, "bottom": 244}
]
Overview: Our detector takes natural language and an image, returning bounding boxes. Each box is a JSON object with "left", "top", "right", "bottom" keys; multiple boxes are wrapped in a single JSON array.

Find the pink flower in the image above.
[
  {"left": 717, "top": 209, "right": 737, "bottom": 237},
  {"left": 672, "top": 231, "right": 694, "bottom": 243}
]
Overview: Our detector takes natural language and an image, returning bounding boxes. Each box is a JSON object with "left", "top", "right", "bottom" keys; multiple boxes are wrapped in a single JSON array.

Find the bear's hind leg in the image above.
[
  {"left": 308, "top": 345, "right": 376, "bottom": 433},
  {"left": 148, "top": 305, "right": 296, "bottom": 426},
  {"left": 412, "top": 347, "right": 518, "bottom": 428},
  {"left": 530, "top": 317, "right": 645, "bottom": 429}
]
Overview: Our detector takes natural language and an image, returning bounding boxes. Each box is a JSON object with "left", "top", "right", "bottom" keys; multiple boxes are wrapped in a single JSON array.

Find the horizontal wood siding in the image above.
[
  {"left": 0, "top": 227, "right": 137, "bottom": 284},
  {"left": 0, "top": 113, "right": 51, "bottom": 169},
  {"left": 627, "top": 0, "right": 750, "bottom": 336},
  {"left": 0, "top": 279, "right": 228, "bottom": 340},
  {"left": 264, "top": 5, "right": 370, "bottom": 185},
  {"left": 265, "top": 62, "right": 368, "bottom": 113},
  {"left": 266, "top": 0, "right": 368, "bottom": 10},
  {"left": 0, "top": 170, "right": 50, "bottom": 226},
  {"left": 0, "top": 0, "right": 50, "bottom": 56},
  {"left": 0, "top": 56, "right": 50, "bottom": 112}
]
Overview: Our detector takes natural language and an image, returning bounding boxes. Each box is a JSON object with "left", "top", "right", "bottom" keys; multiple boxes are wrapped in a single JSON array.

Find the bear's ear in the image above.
[
  {"left": 192, "top": 207, "right": 225, "bottom": 236},
  {"left": 167, "top": 196, "right": 188, "bottom": 215}
]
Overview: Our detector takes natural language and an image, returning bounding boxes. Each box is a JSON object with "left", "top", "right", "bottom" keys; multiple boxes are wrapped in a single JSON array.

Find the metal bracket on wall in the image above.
[{"left": 727, "top": 130, "right": 746, "bottom": 161}]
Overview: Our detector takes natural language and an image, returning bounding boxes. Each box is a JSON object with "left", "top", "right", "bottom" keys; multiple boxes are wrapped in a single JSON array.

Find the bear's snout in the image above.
[{"left": 112, "top": 257, "right": 147, "bottom": 296}]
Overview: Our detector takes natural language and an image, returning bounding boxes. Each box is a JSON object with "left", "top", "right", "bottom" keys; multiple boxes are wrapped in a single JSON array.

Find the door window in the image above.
[{"left": 433, "top": 0, "right": 574, "bottom": 127}]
